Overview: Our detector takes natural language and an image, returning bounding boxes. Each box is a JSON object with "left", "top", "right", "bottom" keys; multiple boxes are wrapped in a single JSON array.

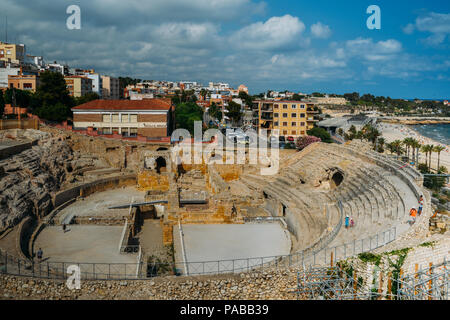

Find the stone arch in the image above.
[
  {"left": 330, "top": 170, "right": 344, "bottom": 188},
  {"left": 155, "top": 156, "right": 167, "bottom": 174}
]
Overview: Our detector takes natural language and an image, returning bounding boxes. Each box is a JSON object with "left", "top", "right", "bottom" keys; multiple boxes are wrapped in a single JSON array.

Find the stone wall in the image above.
[
  {"left": 0, "top": 140, "right": 36, "bottom": 160},
  {"left": 53, "top": 174, "right": 137, "bottom": 208}
]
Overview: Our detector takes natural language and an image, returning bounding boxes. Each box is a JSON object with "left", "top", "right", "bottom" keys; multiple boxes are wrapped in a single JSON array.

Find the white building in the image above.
[{"left": 83, "top": 72, "right": 102, "bottom": 97}]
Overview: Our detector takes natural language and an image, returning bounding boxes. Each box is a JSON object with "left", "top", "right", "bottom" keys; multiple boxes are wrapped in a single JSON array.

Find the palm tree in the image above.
[
  {"left": 403, "top": 137, "right": 413, "bottom": 161},
  {"left": 421, "top": 144, "right": 434, "bottom": 170},
  {"left": 411, "top": 139, "right": 421, "bottom": 165},
  {"left": 377, "top": 137, "right": 385, "bottom": 153},
  {"left": 392, "top": 140, "right": 403, "bottom": 158},
  {"left": 433, "top": 145, "right": 446, "bottom": 171}
]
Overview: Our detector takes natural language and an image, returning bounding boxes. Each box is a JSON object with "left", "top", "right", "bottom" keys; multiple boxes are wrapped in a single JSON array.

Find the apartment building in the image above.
[
  {"left": 252, "top": 100, "right": 319, "bottom": 138},
  {"left": 8, "top": 74, "right": 40, "bottom": 92},
  {"left": 101, "top": 76, "right": 120, "bottom": 100},
  {"left": 64, "top": 76, "right": 93, "bottom": 97},
  {"left": 71, "top": 99, "right": 175, "bottom": 138},
  {"left": 0, "top": 42, "right": 26, "bottom": 64}
]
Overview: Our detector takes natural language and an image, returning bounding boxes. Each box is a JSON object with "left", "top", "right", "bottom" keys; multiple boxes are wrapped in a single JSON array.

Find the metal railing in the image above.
[{"left": 0, "top": 226, "right": 396, "bottom": 280}]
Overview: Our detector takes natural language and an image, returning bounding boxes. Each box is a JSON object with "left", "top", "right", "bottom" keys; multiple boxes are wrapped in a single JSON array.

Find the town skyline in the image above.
[{"left": 0, "top": 0, "right": 449, "bottom": 99}]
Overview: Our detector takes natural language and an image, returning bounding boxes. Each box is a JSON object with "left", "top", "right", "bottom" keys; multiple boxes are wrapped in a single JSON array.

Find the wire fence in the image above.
[
  {"left": 292, "top": 258, "right": 449, "bottom": 300},
  {"left": 0, "top": 226, "right": 396, "bottom": 280}
]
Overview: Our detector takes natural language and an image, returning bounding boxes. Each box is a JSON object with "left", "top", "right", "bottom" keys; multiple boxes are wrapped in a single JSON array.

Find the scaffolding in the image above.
[{"left": 293, "top": 258, "right": 449, "bottom": 300}]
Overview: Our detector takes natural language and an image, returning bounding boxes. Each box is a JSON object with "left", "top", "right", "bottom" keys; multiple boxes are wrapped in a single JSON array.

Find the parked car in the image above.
[{"left": 287, "top": 136, "right": 294, "bottom": 142}]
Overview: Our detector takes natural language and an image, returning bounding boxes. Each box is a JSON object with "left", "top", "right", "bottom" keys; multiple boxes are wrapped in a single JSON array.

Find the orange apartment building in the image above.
[
  {"left": 71, "top": 99, "right": 175, "bottom": 138},
  {"left": 252, "top": 100, "right": 319, "bottom": 138},
  {"left": 8, "top": 74, "right": 40, "bottom": 92}
]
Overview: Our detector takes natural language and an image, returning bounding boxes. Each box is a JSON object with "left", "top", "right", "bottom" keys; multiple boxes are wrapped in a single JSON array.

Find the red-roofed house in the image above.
[{"left": 71, "top": 99, "right": 175, "bottom": 138}]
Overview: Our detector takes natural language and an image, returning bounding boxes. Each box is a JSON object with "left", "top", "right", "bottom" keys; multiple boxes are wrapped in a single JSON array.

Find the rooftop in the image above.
[{"left": 72, "top": 99, "right": 173, "bottom": 111}]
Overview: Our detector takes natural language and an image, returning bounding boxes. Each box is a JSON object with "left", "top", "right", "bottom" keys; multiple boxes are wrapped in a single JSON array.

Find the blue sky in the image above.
[{"left": 1, "top": 0, "right": 449, "bottom": 98}]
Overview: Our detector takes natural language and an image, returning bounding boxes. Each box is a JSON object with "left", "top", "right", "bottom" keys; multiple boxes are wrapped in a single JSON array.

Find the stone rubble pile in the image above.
[{"left": 0, "top": 269, "right": 299, "bottom": 300}]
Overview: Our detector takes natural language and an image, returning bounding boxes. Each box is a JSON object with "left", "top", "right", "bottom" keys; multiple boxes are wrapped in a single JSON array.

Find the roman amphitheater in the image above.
[{"left": 0, "top": 126, "right": 448, "bottom": 300}]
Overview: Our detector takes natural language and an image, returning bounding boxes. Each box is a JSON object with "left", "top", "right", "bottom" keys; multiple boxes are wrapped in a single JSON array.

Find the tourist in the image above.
[
  {"left": 350, "top": 217, "right": 354, "bottom": 228},
  {"left": 62, "top": 223, "right": 67, "bottom": 233},
  {"left": 36, "top": 248, "right": 43, "bottom": 262},
  {"left": 231, "top": 203, "right": 237, "bottom": 217},
  {"left": 345, "top": 215, "right": 350, "bottom": 229},
  {"left": 409, "top": 207, "right": 417, "bottom": 224},
  {"left": 418, "top": 195, "right": 424, "bottom": 216}
]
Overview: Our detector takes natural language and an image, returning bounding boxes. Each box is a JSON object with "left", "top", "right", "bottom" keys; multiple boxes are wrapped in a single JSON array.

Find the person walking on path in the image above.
[
  {"left": 36, "top": 248, "right": 43, "bottom": 263},
  {"left": 62, "top": 223, "right": 67, "bottom": 233},
  {"left": 409, "top": 207, "right": 417, "bottom": 224},
  {"left": 418, "top": 195, "right": 424, "bottom": 216},
  {"left": 345, "top": 215, "right": 350, "bottom": 229},
  {"left": 350, "top": 217, "right": 354, "bottom": 228}
]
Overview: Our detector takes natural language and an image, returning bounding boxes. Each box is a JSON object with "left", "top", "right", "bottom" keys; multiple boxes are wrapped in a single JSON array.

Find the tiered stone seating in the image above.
[{"left": 239, "top": 140, "right": 424, "bottom": 259}]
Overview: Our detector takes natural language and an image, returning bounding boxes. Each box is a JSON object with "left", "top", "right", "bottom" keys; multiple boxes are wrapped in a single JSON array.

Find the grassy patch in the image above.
[
  {"left": 419, "top": 241, "right": 436, "bottom": 248},
  {"left": 358, "top": 252, "right": 382, "bottom": 266}
]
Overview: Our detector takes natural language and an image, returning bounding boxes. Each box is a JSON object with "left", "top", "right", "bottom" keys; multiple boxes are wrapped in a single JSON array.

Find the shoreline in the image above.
[
  {"left": 380, "top": 118, "right": 450, "bottom": 125},
  {"left": 378, "top": 122, "right": 450, "bottom": 172}
]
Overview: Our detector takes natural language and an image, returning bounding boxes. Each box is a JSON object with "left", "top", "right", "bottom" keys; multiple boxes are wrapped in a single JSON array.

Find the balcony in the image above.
[
  {"left": 307, "top": 117, "right": 319, "bottom": 122},
  {"left": 307, "top": 108, "right": 319, "bottom": 113}
]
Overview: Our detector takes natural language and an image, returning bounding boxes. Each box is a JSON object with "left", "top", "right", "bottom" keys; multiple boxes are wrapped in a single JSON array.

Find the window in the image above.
[
  {"left": 102, "top": 114, "right": 110, "bottom": 122},
  {"left": 292, "top": 122, "right": 296, "bottom": 126},
  {"left": 130, "top": 114, "right": 138, "bottom": 122},
  {"left": 122, "top": 114, "right": 129, "bottom": 123},
  {"left": 283, "top": 122, "right": 288, "bottom": 126},
  {"left": 23, "top": 83, "right": 33, "bottom": 89},
  {"left": 274, "top": 104, "right": 279, "bottom": 109},
  {"left": 300, "top": 113, "right": 305, "bottom": 118},
  {"left": 292, "top": 104, "right": 296, "bottom": 109},
  {"left": 112, "top": 114, "right": 120, "bottom": 123},
  {"left": 274, "top": 113, "right": 279, "bottom": 118},
  {"left": 291, "top": 130, "right": 296, "bottom": 135},
  {"left": 292, "top": 113, "right": 297, "bottom": 118},
  {"left": 6, "top": 50, "right": 11, "bottom": 55},
  {"left": 300, "top": 122, "right": 305, "bottom": 126},
  {"left": 130, "top": 128, "right": 138, "bottom": 136},
  {"left": 283, "top": 130, "right": 288, "bottom": 135},
  {"left": 283, "top": 104, "right": 288, "bottom": 109},
  {"left": 274, "top": 121, "right": 279, "bottom": 126},
  {"left": 300, "top": 104, "right": 305, "bottom": 109},
  {"left": 301, "top": 131, "right": 305, "bottom": 135},
  {"left": 283, "top": 113, "right": 288, "bottom": 118}
]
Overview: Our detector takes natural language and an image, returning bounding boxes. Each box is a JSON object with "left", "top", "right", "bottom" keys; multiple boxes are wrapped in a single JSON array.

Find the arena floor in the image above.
[{"left": 174, "top": 222, "right": 291, "bottom": 274}]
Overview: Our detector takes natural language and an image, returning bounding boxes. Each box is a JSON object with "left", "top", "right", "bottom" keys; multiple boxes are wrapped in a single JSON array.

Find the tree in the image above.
[
  {"left": 175, "top": 102, "right": 203, "bottom": 134},
  {"left": 225, "top": 101, "right": 242, "bottom": 126},
  {"left": 292, "top": 93, "right": 305, "bottom": 101},
  {"left": 36, "top": 71, "right": 73, "bottom": 108},
  {"left": 433, "top": 145, "right": 446, "bottom": 171},
  {"left": 238, "top": 91, "right": 253, "bottom": 108},
  {"left": 0, "top": 90, "right": 4, "bottom": 117},
  {"left": 306, "top": 127, "right": 332, "bottom": 143},
  {"left": 421, "top": 144, "right": 434, "bottom": 170},
  {"left": 377, "top": 137, "right": 385, "bottom": 153},
  {"left": 74, "top": 92, "right": 100, "bottom": 106},
  {"left": 208, "top": 102, "right": 222, "bottom": 121}
]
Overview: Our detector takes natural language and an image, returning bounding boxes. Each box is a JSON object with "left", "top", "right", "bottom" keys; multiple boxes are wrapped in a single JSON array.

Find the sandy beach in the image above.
[{"left": 378, "top": 122, "right": 450, "bottom": 172}]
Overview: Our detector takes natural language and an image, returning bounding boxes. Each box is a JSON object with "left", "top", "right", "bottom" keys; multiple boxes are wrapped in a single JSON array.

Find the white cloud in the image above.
[
  {"left": 403, "top": 12, "right": 450, "bottom": 46},
  {"left": 310, "top": 22, "right": 331, "bottom": 39},
  {"left": 231, "top": 15, "right": 306, "bottom": 50}
]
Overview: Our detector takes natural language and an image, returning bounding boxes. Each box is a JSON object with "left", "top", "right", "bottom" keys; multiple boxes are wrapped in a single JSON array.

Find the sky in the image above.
[{"left": 0, "top": 0, "right": 449, "bottom": 99}]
